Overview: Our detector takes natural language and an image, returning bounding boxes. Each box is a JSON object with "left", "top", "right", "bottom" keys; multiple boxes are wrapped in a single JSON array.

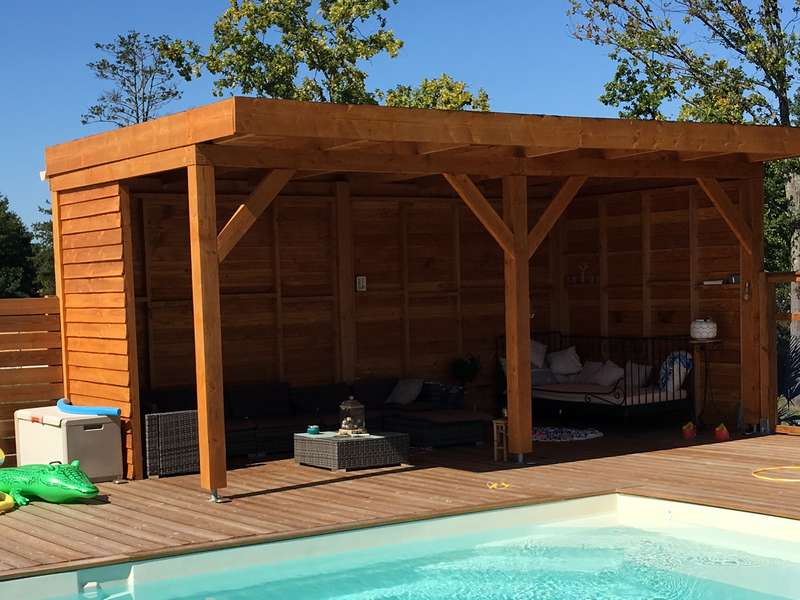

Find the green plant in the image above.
[{"left": 451, "top": 354, "right": 481, "bottom": 386}]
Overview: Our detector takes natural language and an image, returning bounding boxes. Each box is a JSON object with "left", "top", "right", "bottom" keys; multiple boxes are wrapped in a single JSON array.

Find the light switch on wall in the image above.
[{"left": 355, "top": 275, "right": 367, "bottom": 292}]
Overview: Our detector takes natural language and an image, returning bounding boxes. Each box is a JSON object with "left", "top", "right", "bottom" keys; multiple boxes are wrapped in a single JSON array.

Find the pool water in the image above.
[
  {"left": 10, "top": 495, "right": 800, "bottom": 600},
  {"left": 148, "top": 524, "right": 798, "bottom": 600}
]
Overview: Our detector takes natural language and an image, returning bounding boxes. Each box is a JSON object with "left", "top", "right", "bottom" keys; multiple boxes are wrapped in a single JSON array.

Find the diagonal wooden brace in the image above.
[
  {"left": 443, "top": 173, "right": 513, "bottom": 254},
  {"left": 217, "top": 169, "right": 295, "bottom": 262},
  {"left": 696, "top": 177, "right": 754, "bottom": 256},
  {"left": 527, "top": 176, "right": 587, "bottom": 258}
]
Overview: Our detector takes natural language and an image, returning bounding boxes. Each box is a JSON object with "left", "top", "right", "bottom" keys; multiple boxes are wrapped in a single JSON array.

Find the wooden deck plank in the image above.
[{"left": 3, "top": 433, "right": 800, "bottom": 581}]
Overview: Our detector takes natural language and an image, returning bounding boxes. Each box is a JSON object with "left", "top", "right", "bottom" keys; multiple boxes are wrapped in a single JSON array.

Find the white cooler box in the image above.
[{"left": 14, "top": 406, "right": 123, "bottom": 482}]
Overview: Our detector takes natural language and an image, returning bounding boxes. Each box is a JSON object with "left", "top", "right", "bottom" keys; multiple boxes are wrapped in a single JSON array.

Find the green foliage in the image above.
[
  {"left": 31, "top": 204, "right": 55, "bottom": 296},
  {"left": 569, "top": 0, "right": 800, "bottom": 271},
  {"left": 163, "top": 0, "right": 489, "bottom": 111},
  {"left": 83, "top": 31, "right": 182, "bottom": 126},
  {"left": 163, "top": 0, "right": 403, "bottom": 103},
  {"left": 0, "top": 194, "right": 36, "bottom": 298},
  {"left": 568, "top": 0, "right": 798, "bottom": 126},
  {"left": 381, "top": 74, "right": 490, "bottom": 111}
]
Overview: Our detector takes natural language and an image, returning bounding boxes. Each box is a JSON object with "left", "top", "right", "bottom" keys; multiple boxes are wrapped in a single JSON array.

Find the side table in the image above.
[
  {"left": 294, "top": 431, "right": 409, "bottom": 471},
  {"left": 689, "top": 337, "right": 722, "bottom": 425}
]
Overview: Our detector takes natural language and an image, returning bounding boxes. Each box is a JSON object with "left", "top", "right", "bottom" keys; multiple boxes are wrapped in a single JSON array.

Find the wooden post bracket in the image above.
[
  {"left": 696, "top": 177, "right": 754, "bottom": 256},
  {"left": 527, "top": 176, "right": 587, "bottom": 258},
  {"left": 442, "top": 173, "right": 513, "bottom": 255},
  {"left": 217, "top": 169, "right": 295, "bottom": 262}
]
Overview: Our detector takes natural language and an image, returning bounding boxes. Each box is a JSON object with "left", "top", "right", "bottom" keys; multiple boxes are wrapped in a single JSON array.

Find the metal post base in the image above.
[
  {"left": 209, "top": 489, "right": 221, "bottom": 503},
  {"left": 514, "top": 453, "right": 525, "bottom": 464}
]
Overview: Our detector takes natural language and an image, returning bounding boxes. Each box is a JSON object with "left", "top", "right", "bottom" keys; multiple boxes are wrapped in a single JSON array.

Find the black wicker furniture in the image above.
[{"left": 293, "top": 431, "right": 409, "bottom": 471}]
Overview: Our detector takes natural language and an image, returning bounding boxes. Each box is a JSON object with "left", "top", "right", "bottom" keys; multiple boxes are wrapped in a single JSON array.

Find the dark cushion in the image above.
[
  {"left": 352, "top": 377, "right": 398, "bottom": 410},
  {"left": 418, "top": 382, "right": 464, "bottom": 409},
  {"left": 290, "top": 383, "right": 351, "bottom": 416},
  {"left": 226, "top": 382, "right": 291, "bottom": 419}
]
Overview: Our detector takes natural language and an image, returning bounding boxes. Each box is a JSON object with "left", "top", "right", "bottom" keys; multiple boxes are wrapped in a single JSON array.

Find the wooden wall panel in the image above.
[
  {"left": 56, "top": 183, "right": 141, "bottom": 478},
  {"left": 130, "top": 178, "right": 748, "bottom": 424},
  {"left": 0, "top": 297, "right": 63, "bottom": 466}
]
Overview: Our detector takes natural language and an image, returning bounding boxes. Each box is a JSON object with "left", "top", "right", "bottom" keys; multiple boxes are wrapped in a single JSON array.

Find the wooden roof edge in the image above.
[
  {"left": 44, "top": 98, "right": 237, "bottom": 177},
  {"left": 44, "top": 96, "right": 800, "bottom": 179}
]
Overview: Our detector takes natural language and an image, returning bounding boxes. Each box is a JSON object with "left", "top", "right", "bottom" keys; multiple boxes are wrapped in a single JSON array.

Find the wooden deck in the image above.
[{"left": 2, "top": 432, "right": 800, "bottom": 581}]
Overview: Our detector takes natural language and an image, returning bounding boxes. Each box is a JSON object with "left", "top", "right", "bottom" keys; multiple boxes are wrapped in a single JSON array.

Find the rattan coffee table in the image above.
[{"left": 293, "top": 431, "right": 409, "bottom": 471}]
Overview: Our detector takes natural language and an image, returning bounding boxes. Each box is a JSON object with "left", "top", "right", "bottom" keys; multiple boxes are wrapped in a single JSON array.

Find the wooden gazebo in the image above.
[{"left": 44, "top": 97, "right": 800, "bottom": 496}]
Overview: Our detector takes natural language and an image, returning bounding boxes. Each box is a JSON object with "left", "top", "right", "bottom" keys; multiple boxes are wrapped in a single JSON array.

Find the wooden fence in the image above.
[{"left": 0, "top": 297, "right": 63, "bottom": 466}]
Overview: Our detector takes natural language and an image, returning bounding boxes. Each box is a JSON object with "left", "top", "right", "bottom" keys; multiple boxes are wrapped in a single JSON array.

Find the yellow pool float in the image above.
[{"left": 0, "top": 450, "right": 11, "bottom": 513}]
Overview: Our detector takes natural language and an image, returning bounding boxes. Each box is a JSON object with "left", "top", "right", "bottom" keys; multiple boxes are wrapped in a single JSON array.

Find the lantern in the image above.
[{"left": 339, "top": 396, "right": 366, "bottom": 435}]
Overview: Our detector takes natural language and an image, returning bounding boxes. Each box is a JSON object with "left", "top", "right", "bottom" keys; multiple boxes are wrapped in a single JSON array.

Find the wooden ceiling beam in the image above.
[
  {"left": 696, "top": 177, "right": 754, "bottom": 255},
  {"left": 198, "top": 144, "right": 761, "bottom": 180},
  {"left": 678, "top": 151, "right": 736, "bottom": 162},
  {"left": 443, "top": 173, "right": 513, "bottom": 254},
  {"left": 603, "top": 149, "right": 662, "bottom": 160},
  {"left": 322, "top": 139, "right": 380, "bottom": 152},
  {"left": 523, "top": 146, "right": 577, "bottom": 158},
  {"left": 527, "top": 176, "right": 587, "bottom": 258},
  {"left": 216, "top": 169, "right": 295, "bottom": 262},
  {"left": 416, "top": 142, "right": 472, "bottom": 155}
]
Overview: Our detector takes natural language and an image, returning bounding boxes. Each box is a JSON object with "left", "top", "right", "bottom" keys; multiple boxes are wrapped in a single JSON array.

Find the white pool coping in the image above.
[{"left": 6, "top": 493, "right": 800, "bottom": 599}]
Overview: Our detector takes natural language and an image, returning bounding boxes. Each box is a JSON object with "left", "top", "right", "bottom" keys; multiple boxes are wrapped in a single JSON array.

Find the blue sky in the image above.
[{"left": 0, "top": 1, "right": 617, "bottom": 226}]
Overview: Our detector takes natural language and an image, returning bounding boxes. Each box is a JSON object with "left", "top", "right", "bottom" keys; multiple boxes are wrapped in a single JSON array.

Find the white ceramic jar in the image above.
[{"left": 690, "top": 318, "right": 718, "bottom": 340}]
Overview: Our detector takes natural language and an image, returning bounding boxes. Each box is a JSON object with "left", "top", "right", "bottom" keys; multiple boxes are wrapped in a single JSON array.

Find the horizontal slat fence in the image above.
[{"left": 0, "top": 297, "right": 63, "bottom": 466}]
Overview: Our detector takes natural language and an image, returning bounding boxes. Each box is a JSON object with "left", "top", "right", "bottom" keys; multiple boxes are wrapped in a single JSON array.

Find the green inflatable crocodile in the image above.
[{"left": 0, "top": 460, "right": 99, "bottom": 507}]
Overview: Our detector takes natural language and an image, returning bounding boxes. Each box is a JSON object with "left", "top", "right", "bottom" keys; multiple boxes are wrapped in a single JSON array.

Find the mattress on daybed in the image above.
[{"left": 532, "top": 383, "right": 687, "bottom": 406}]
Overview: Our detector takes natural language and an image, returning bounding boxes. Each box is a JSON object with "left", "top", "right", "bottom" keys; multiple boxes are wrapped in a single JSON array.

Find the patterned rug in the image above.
[{"left": 532, "top": 426, "right": 604, "bottom": 442}]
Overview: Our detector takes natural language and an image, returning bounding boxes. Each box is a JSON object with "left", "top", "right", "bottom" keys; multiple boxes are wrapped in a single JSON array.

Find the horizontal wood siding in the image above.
[
  {"left": 56, "top": 184, "right": 140, "bottom": 478},
  {"left": 131, "top": 179, "right": 746, "bottom": 421},
  {"left": 0, "top": 297, "right": 63, "bottom": 466}
]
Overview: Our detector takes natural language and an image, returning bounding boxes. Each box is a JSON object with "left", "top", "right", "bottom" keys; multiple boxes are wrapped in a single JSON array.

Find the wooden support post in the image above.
[
  {"left": 119, "top": 185, "right": 143, "bottom": 479},
  {"left": 187, "top": 162, "right": 227, "bottom": 494},
  {"left": 697, "top": 177, "right": 754, "bottom": 256},
  {"left": 739, "top": 177, "right": 763, "bottom": 428},
  {"left": 642, "top": 193, "right": 652, "bottom": 337},
  {"left": 217, "top": 169, "right": 294, "bottom": 262},
  {"left": 503, "top": 175, "right": 532, "bottom": 458},
  {"left": 336, "top": 181, "right": 356, "bottom": 381}
]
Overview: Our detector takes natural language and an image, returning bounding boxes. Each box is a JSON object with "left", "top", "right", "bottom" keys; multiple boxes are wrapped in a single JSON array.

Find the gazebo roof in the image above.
[{"left": 45, "top": 97, "right": 800, "bottom": 188}]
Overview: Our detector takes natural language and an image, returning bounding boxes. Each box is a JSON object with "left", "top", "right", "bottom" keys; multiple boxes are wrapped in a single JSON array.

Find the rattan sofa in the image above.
[{"left": 144, "top": 379, "right": 490, "bottom": 477}]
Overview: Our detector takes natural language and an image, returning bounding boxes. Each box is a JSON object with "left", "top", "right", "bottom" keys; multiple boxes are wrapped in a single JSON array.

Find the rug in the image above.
[{"left": 532, "top": 426, "right": 603, "bottom": 442}]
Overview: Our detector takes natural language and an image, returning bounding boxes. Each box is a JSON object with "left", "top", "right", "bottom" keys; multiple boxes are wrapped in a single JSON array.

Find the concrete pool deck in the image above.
[{"left": 1, "top": 431, "right": 799, "bottom": 581}]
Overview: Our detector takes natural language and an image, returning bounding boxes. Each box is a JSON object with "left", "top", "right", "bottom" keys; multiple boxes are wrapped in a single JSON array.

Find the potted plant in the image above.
[{"left": 450, "top": 354, "right": 481, "bottom": 411}]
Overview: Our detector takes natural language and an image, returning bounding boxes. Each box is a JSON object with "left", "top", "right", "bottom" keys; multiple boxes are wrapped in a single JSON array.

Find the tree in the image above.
[
  {"left": 568, "top": 0, "right": 800, "bottom": 126},
  {"left": 568, "top": 0, "right": 800, "bottom": 271},
  {"left": 31, "top": 204, "right": 55, "bottom": 296},
  {"left": 83, "top": 31, "right": 182, "bottom": 127},
  {"left": 163, "top": 0, "right": 490, "bottom": 111},
  {"left": 0, "top": 194, "right": 36, "bottom": 298},
  {"left": 381, "top": 74, "right": 490, "bottom": 111},
  {"left": 164, "top": 0, "right": 403, "bottom": 104}
]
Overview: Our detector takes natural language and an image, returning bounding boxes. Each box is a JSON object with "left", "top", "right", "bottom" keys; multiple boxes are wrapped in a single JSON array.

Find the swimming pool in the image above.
[{"left": 6, "top": 494, "right": 800, "bottom": 599}]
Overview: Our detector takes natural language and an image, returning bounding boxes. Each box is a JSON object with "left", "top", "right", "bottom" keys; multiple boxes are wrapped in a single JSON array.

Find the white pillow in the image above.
[
  {"left": 530, "top": 340, "right": 547, "bottom": 369},
  {"left": 548, "top": 346, "right": 582, "bottom": 375},
  {"left": 385, "top": 379, "right": 424, "bottom": 405},
  {"left": 624, "top": 361, "right": 652, "bottom": 390},
  {"left": 595, "top": 360, "right": 624, "bottom": 387},
  {"left": 575, "top": 361, "right": 604, "bottom": 384},
  {"left": 554, "top": 372, "right": 579, "bottom": 384}
]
